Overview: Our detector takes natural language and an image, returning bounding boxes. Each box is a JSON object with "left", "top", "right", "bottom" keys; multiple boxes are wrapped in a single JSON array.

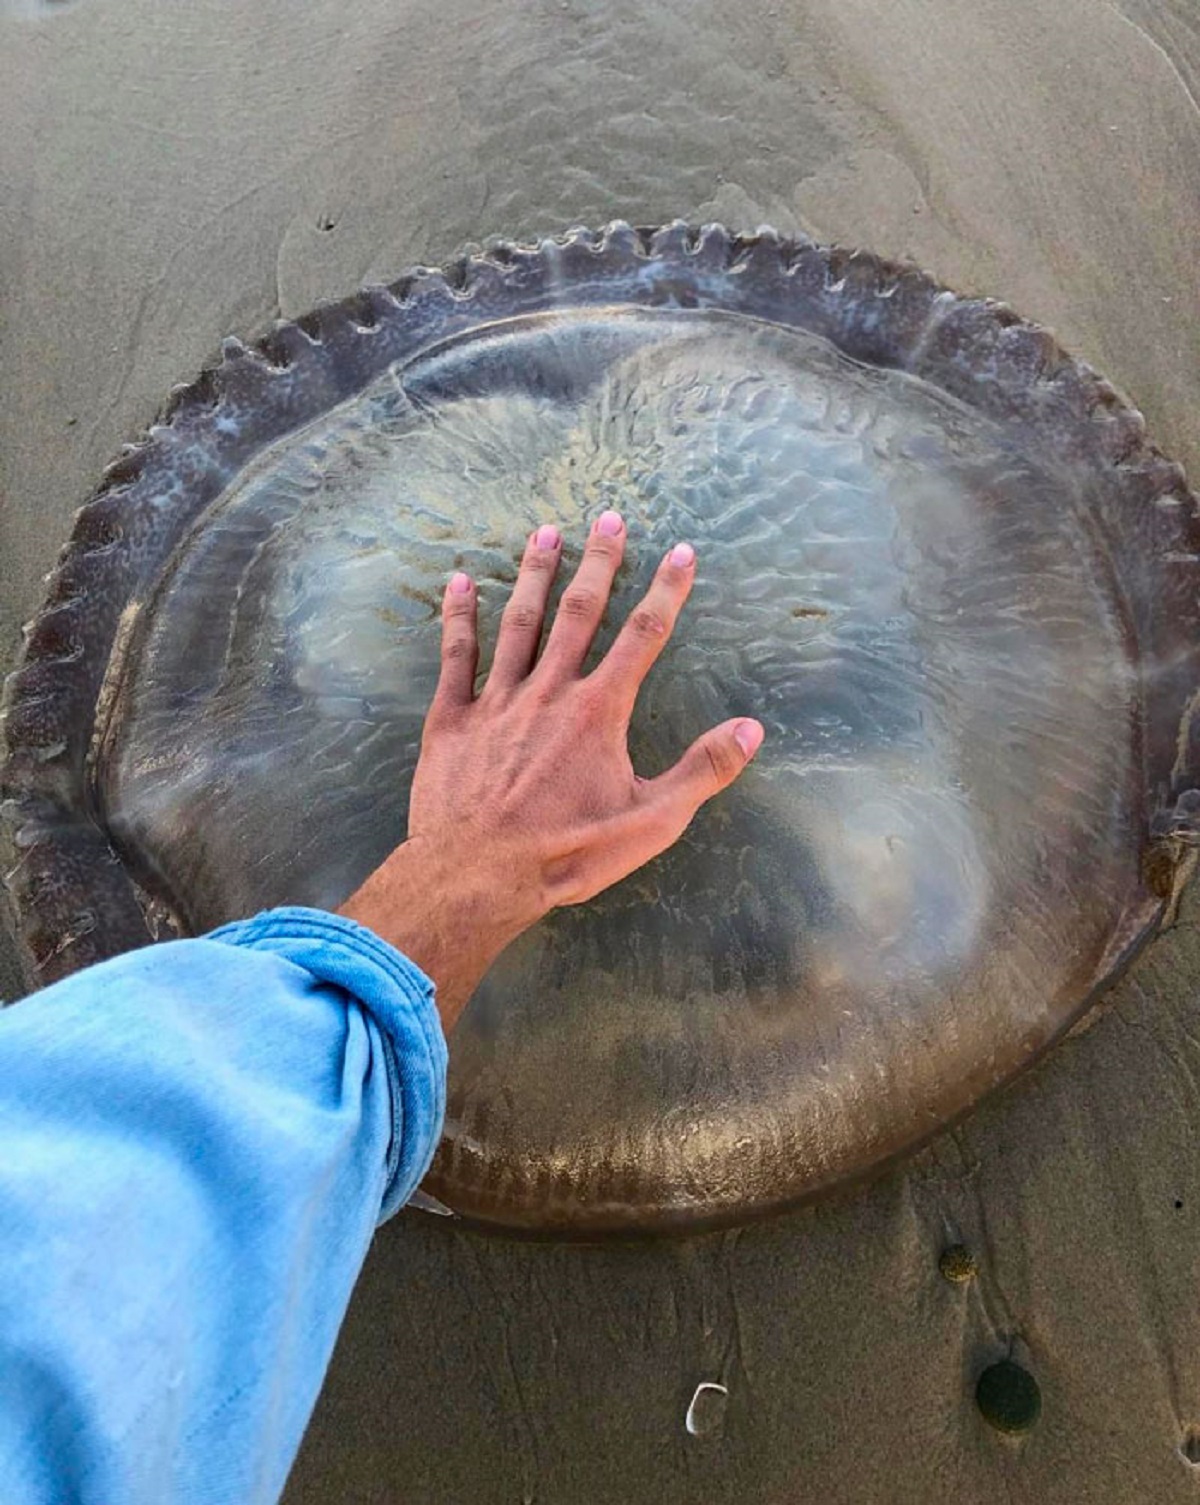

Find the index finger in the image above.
[{"left": 588, "top": 542, "right": 696, "bottom": 711}]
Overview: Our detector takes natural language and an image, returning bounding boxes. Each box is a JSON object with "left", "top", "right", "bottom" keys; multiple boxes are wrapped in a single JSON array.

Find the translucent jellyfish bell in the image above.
[{"left": 4, "top": 224, "right": 1199, "bottom": 1234}]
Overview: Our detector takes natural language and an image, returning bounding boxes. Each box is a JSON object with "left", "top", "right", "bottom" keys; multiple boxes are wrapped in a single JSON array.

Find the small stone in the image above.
[
  {"left": 939, "top": 1244, "right": 977, "bottom": 1284},
  {"left": 976, "top": 1360, "right": 1042, "bottom": 1434}
]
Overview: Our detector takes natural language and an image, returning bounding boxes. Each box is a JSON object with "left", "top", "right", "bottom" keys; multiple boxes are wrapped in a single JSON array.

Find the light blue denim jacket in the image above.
[{"left": 0, "top": 906, "right": 447, "bottom": 1504}]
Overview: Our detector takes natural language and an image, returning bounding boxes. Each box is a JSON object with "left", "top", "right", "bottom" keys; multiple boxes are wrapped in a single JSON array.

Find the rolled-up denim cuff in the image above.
[{"left": 210, "top": 906, "right": 447, "bottom": 1223}]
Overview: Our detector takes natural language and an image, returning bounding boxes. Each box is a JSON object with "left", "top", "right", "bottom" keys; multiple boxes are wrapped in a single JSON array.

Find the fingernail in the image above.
[
  {"left": 670, "top": 542, "right": 695, "bottom": 568},
  {"left": 596, "top": 510, "right": 623, "bottom": 537},
  {"left": 734, "top": 720, "right": 764, "bottom": 758},
  {"left": 449, "top": 571, "right": 472, "bottom": 594},
  {"left": 535, "top": 524, "right": 560, "bottom": 550}
]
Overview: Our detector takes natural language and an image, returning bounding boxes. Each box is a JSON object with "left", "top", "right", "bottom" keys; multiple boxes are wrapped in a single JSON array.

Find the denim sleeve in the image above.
[{"left": 0, "top": 905, "right": 447, "bottom": 1505}]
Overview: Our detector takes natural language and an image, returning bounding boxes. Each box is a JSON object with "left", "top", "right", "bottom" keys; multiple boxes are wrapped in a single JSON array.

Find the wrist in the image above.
[{"left": 336, "top": 836, "right": 540, "bottom": 1031}]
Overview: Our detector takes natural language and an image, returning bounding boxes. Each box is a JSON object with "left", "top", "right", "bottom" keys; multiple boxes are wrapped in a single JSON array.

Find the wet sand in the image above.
[{"left": 3, "top": 0, "right": 1200, "bottom": 1497}]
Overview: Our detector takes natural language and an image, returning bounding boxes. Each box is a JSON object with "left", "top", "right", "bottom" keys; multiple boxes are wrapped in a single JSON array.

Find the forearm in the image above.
[{"left": 0, "top": 908, "right": 445, "bottom": 1505}]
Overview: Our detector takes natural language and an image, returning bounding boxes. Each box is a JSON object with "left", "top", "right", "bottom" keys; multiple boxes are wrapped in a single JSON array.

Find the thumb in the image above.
[{"left": 645, "top": 717, "right": 764, "bottom": 822}]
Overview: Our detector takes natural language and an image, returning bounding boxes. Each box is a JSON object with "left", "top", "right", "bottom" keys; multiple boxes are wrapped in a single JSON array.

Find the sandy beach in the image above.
[{"left": 3, "top": 0, "right": 1200, "bottom": 1498}]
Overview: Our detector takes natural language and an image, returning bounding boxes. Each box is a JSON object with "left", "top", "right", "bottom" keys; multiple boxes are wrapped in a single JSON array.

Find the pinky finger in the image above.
[{"left": 434, "top": 571, "right": 479, "bottom": 708}]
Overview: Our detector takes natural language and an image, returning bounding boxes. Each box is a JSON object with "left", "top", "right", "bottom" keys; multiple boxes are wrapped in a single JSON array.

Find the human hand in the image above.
[{"left": 338, "top": 510, "right": 764, "bottom": 1031}]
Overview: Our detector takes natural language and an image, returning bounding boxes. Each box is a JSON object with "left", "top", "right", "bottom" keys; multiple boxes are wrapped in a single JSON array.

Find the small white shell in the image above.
[{"left": 685, "top": 1381, "right": 729, "bottom": 1437}]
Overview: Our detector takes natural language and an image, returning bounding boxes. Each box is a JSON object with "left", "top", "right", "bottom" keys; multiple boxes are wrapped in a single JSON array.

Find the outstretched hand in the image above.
[{"left": 338, "top": 510, "right": 763, "bottom": 1031}]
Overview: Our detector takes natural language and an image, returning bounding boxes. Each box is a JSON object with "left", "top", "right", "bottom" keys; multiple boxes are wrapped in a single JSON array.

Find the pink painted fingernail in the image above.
[
  {"left": 670, "top": 542, "right": 695, "bottom": 568},
  {"left": 449, "top": 571, "right": 472, "bottom": 594},
  {"left": 535, "top": 524, "right": 560, "bottom": 550},
  {"left": 596, "top": 510, "right": 623, "bottom": 537},
  {"left": 734, "top": 720, "right": 764, "bottom": 758}
]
